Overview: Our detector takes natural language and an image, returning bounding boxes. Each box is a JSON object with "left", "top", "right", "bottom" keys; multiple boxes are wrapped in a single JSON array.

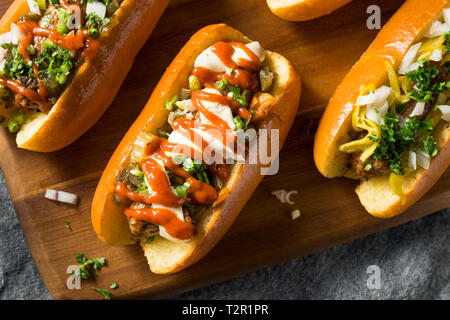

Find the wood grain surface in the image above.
[{"left": 0, "top": 0, "right": 449, "bottom": 299}]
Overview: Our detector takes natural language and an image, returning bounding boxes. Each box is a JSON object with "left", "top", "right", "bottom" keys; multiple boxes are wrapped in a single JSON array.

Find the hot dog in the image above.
[
  {"left": 91, "top": 24, "right": 301, "bottom": 274},
  {"left": 266, "top": 0, "right": 353, "bottom": 22},
  {"left": 314, "top": 0, "right": 450, "bottom": 218},
  {"left": 0, "top": 0, "right": 168, "bottom": 152}
]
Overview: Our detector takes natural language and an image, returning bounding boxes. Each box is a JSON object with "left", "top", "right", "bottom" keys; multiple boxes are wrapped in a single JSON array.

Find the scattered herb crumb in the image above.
[
  {"left": 64, "top": 220, "right": 72, "bottom": 231},
  {"left": 91, "top": 287, "right": 112, "bottom": 300},
  {"left": 110, "top": 282, "right": 119, "bottom": 289},
  {"left": 146, "top": 236, "right": 154, "bottom": 244}
]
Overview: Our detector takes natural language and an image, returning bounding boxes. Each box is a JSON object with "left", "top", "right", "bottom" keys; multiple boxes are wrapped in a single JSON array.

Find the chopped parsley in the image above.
[
  {"left": 110, "top": 282, "right": 119, "bottom": 289},
  {"left": 72, "top": 254, "right": 107, "bottom": 279},
  {"left": 421, "top": 134, "right": 438, "bottom": 157},
  {"left": 64, "top": 219, "right": 72, "bottom": 231},
  {"left": 406, "top": 60, "right": 450, "bottom": 102},
  {"left": 372, "top": 112, "right": 437, "bottom": 175},
  {"left": 146, "top": 236, "right": 154, "bottom": 244},
  {"left": 91, "top": 287, "right": 112, "bottom": 300},
  {"left": 444, "top": 31, "right": 450, "bottom": 52}
]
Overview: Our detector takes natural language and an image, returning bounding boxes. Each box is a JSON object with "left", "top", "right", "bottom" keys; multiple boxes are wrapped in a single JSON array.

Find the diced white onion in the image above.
[
  {"left": 45, "top": 189, "right": 78, "bottom": 205},
  {"left": 9, "top": 23, "right": 24, "bottom": 45},
  {"left": 245, "top": 41, "right": 265, "bottom": 62},
  {"left": 429, "top": 48, "right": 443, "bottom": 61},
  {"left": 365, "top": 107, "right": 380, "bottom": 124},
  {"left": 0, "top": 32, "right": 12, "bottom": 45},
  {"left": 417, "top": 150, "right": 430, "bottom": 170},
  {"left": 443, "top": 8, "right": 450, "bottom": 27},
  {"left": 27, "top": 0, "right": 41, "bottom": 15},
  {"left": 168, "top": 109, "right": 188, "bottom": 125},
  {"left": 364, "top": 86, "right": 391, "bottom": 124},
  {"left": 399, "top": 42, "right": 422, "bottom": 75},
  {"left": 409, "top": 102, "right": 425, "bottom": 118},
  {"left": 195, "top": 41, "right": 265, "bottom": 74},
  {"left": 404, "top": 62, "right": 420, "bottom": 74},
  {"left": 195, "top": 46, "right": 231, "bottom": 73},
  {"left": 371, "top": 101, "right": 389, "bottom": 125},
  {"left": 356, "top": 92, "right": 376, "bottom": 106},
  {"left": 198, "top": 88, "right": 235, "bottom": 130},
  {"left": 86, "top": 0, "right": 106, "bottom": 20},
  {"left": 437, "top": 105, "right": 450, "bottom": 121},
  {"left": 152, "top": 204, "right": 189, "bottom": 243},
  {"left": 175, "top": 99, "right": 196, "bottom": 112},
  {"left": 423, "top": 20, "right": 450, "bottom": 38},
  {"left": 408, "top": 151, "right": 417, "bottom": 170},
  {"left": 291, "top": 209, "right": 301, "bottom": 220},
  {"left": 372, "top": 86, "right": 392, "bottom": 107}
]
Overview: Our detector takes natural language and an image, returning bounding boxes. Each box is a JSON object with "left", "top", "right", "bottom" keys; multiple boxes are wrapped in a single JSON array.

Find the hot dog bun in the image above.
[
  {"left": 314, "top": 0, "right": 450, "bottom": 218},
  {"left": 266, "top": 0, "right": 353, "bottom": 22},
  {"left": 91, "top": 24, "right": 301, "bottom": 274},
  {"left": 0, "top": 0, "right": 168, "bottom": 152}
]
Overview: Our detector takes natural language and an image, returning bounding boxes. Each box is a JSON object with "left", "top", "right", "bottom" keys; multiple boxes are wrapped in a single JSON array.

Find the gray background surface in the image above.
[{"left": 0, "top": 169, "right": 448, "bottom": 300}]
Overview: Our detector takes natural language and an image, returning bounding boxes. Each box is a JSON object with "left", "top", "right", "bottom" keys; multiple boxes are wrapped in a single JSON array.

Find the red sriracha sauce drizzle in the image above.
[
  {"left": 115, "top": 138, "right": 218, "bottom": 241},
  {"left": 0, "top": 4, "right": 100, "bottom": 112},
  {"left": 116, "top": 41, "right": 263, "bottom": 240}
]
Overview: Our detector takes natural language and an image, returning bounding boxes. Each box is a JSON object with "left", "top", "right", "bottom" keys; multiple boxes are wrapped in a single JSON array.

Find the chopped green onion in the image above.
[
  {"left": 55, "top": 73, "right": 67, "bottom": 84},
  {"left": 26, "top": 45, "right": 36, "bottom": 55},
  {"left": 174, "top": 182, "right": 190, "bottom": 198},
  {"left": 233, "top": 116, "right": 245, "bottom": 130},
  {"left": 13, "top": 112, "right": 25, "bottom": 124},
  {"left": 157, "top": 128, "right": 170, "bottom": 138},
  {"left": 130, "top": 167, "right": 144, "bottom": 179},
  {"left": 198, "top": 170, "right": 209, "bottom": 184},
  {"left": 42, "top": 39, "right": 56, "bottom": 48},
  {"left": 164, "top": 95, "right": 178, "bottom": 110},
  {"left": 38, "top": 0, "right": 46, "bottom": 10},
  {"left": 89, "top": 28, "right": 100, "bottom": 39},
  {"left": 216, "top": 78, "right": 228, "bottom": 90},
  {"left": 56, "top": 24, "right": 68, "bottom": 35},
  {"left": 228, "top": 84, "right": 247, "bottom": 107},
  {"left": 1, "top": 43, "right": 12, "bottom": 50},
  {"left": 189, "top": 75, "right": 201, "bottom": 90},
  {"left": 8, "top": 120, "right": 19, "bottom": 133}
]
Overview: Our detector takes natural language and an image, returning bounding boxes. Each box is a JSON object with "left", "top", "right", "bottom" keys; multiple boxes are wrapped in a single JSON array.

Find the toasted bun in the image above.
[
  {"left": 314, "top": 0, "right": 450, "bottom": 218},
  {"left": 91, "top": 24, "right": 302, "bottom": 273},
  {"left": 266, "top": 0, "right": 352, "bottom": 22},
  {"left": 0, "top": 0, "right": 168, "bottom": 152}
]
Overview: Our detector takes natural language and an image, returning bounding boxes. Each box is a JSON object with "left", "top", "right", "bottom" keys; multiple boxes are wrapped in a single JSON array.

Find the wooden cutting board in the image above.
[{"left": 0, "top": 0, "right": 449, "bottom": 299}]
